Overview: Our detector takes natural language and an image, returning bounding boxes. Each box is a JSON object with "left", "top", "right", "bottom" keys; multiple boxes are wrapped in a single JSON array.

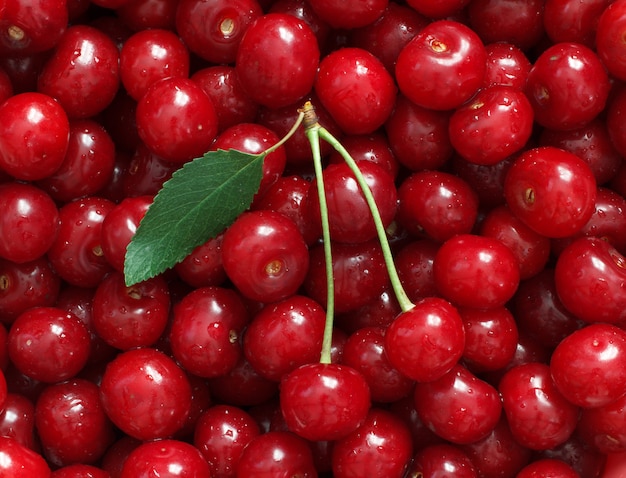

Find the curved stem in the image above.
[
  {"left": 263, "top": 110, "right": 305, "bottom": 155},
  {"left": 302, "top": 106, "right": 335, "bottom": 364},
  {"left": 317, "top": 127, "right": 414, "bottom": 313}
]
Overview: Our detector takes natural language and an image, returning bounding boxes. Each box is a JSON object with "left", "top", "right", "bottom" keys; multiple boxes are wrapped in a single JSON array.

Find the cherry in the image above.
[
  {"left": 384, "top": 297, "right": 465, "bottom": 383},
  {"left": 305, "top": 160, "right": 398, "bottom": 244},
  {"left": 120, "top": 439, "right": 212, "bottom": 478},
  {"left": 35, "top": 379, "right": 115, "bottom": 467},
  {"left": 36, "top": 119, "right": 117, "bottom": 203},
  {"left": 116, "top": 0, "right": 179, "bottom": 31},
  {"left": 191, "top": 65, "right": 259, "bottom": 133},
  {"left": 550, "top": 323, "right": 626, "bottom": 409},
  {"left": 307, "top": 0, "right": 388, "bottom": 29},
  {"left": 0, "top": 436, "right": 51, "bottom": 477},
  {"left": 0, "top": 182, "right": 59, "bottom": 264},
  {"left": 235, "top": 13, "right": 319, "bottom": 109},
  {"left": 315, "top": 46, "right": 397, "bottom": 135},
  {"left": 326, "top": 132, "right": 400, "bottom": 179},
  {"left": 504, "top": 146, "right": 598, "bottom": 238},
  {"left": 384, "top": 94, "right": 454, "bottom": 171},
  {"left": 174, "top": 233, "right": 226, "bottom": 289},
  {"left": 169, "top": 286, "right": 248, "bottom": 379},
  {"left": 193, "top": 405, "right": 260, "bottom": 478},
  {"left": 175, "top": 0, "right": 262, "bottom": 64},
  {"left": 0, "top": 0, "right": 68, "bottom": 55},
  {"left": 47, "top": 196, "right": 116, "bottom": 288},
  {"left": 122, "top": 143, "right": 179, "bottom": 198},
  {"left": 342, "top": 326, "right": 414, "bottom": 403},
  {"left": 433, "top": 234, "right": 520, "bottom": 309},
  {"left": 516, "top": 458, "right": 580, "bottom": 478},
  {"left": 408, "top": 443, "right": 478, "bottom": 478},
  {"left": 119, "top": 28, "right": 190, "bottom": 101},
  {"left": 397, "top": 170, "right": 479, "bottom": 242},
  {"left": 0, "top": 92, "right": 69, "bottom": 181},
  {"left": 336, "top": 287, "right": 401, "bottom": 333},
  {"left": 243, "top": 295, "right": 325, "bottom": 382},
  {"left": 331, "top": 408, "right": 413, "bottom": 478},
  {"left": 135, "top": 76, "right": 218, "bottom": 164},
  {"left": 482, "top": 42, "right": 531, "bottom": 90},
  {"left": 99, "top": 347, "right": 192, "bottom": 441},
  {"left": 0, "top": 393, "right": 37, "bottom": 451},
  {"left": 499, "top": 362, "right": 580, "bottom": 450},
  {"left": 406, "top": 0, "right": 470, "bottom": 19},
  {"left": 221, "top": 210, "right": 309, "bottom": 304},
  {"left": 51, "top": 464, "right": 111, "bottom": 478},
  {"left": 596, "top": 0, "right": 626, "bottom": 81},
  {"left": 451, "top": 153, "right": 514, "bottom": 209},
  {"left": 280, "top": 362, "right": 371, "bottom": 441},
  {"left": 394, "top": 239, "right": 439, "bottom": 304},
  {"left": 543, "top": 0, "right": 611, "bottom": 47},
  {"left": 92, "top": 272, "right": 170, "bottom": 350},
  {"left": 414, "top": 363, "right": 502, "bottom": 445},
  {"left": 554, "top": 237, "right": 626, "bottom": 324},
  {"left": 0, "top": 258, "right": 61, "bottom": 326},
  {"left": 37, "top": 25, "right": 120, "bottom": 119},
  {"left": 525, "top": 42, "right": 610, "bottom": 131},
  {"left": 449, "top": 85, "right": 534, "bottom": 165},
  {"left": 578, "top": 392, "right": 626, "bottom": 454},
  {"left": 235, "top": 431, "right": 317, "bottom": 477},
  {"left": 8, "top": 306, "right": 91, "bottom": 384},
  {"left": 395, "top": 19, "right": 487, "bottom": 111}
]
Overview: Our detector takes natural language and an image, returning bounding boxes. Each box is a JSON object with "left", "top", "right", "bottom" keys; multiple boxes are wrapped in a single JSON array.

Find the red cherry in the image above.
[
  {"left": 120, "top": 439, "right": 212, "bottom": 478},
  {"left": 280, "top": 362, "right": 371, "bottom": 441},
  {"left": 0, "top": 436, "right": 51, "bottom": 477}
]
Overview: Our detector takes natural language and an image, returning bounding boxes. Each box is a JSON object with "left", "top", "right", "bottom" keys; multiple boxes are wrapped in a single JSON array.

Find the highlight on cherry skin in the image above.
[{"left": 2, "top": 1, "right": 626, "bottom": 477}]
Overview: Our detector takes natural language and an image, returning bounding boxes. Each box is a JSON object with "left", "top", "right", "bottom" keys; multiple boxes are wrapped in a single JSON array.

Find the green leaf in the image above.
[{"left": 124, "top": 149, "right": 265, "bottom": 286}]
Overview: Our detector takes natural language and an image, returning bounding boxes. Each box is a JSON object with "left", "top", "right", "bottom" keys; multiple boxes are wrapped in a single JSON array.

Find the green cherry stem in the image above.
[
  {"left": 302, "top": 102, "right": 335, "bottom": 365},
  {"left": 317, "top": 126, "right": 415, "bottom": 314},
  {"left": 262, "top": 109, "right": 305, "bottom": 156}
]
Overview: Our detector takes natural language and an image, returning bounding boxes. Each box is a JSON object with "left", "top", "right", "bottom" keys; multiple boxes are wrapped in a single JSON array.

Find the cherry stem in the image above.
[
  {"left": 262, "top": 109, "right": 304, "bottom": 156},
  {"left": 302, "top": 102, "right": 335, "bottom": 364},
  {"left": 317, "top": 127, "right": 415, "bottom": 314}
]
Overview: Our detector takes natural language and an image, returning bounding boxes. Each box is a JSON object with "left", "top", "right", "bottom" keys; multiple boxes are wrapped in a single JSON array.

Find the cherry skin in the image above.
[
  {"left": 235, "top": 431, "right": 317, "bottom": 477},
  {"left": 0, "top": 393, "right": 37, "bottom": 451},
  {"left": 524, "top": 42, "right": 610, "bottom": 131},
  {"left": 170, "top": 286, "right": 249, "bottom": 379},
  {"left": 243, "top": 295, "right": 325, "bottom": 382},
  {"left": 116, "top": 0, "right": 179, "bottom": 31},
  {"left": 397, "top": 170, "right": 479, "bottom": 242},
  {"left": 193, "top": 405, "right": 261, "bottom": 478},
  {"left": 36, "top": 119, "right": 117, "bottom": 203},
  {"left": 315, "top": 47, "right": 397, "bottom": 135},
  {"left": 499, "top": 362, "right": 580, "bottom": 450},
  {"left": 326, "top": 132, "right": 400, "bottom": 179},
  {"left": 221, "top": 210, "right": 309, "bottom": 304},
  {"left": 395, "top": 19, "right": 487, "bottom": 111},
  {"left": 120, "top": 439, "right": 212, "bottom": 478},
  {"left": 235, "top": 13, "right": 319, "bottom": 108},
  {"left": 99, "top": 347, "right": 193, "bottom": 441},
  {"left": 136, "top": 77, "right": 218, "bottom": 164},
  {"left": 543, "top": 0, "right": 611, "bottom": 47},
  {"left": 307, "top": 0, "right": 388, "bottom": 29},
  {"left": 331, "top": 408, "right": 414, "bottom": 478},
  {"left": 414, "top": 364, "right": 502, "bottom": 445},
  {"left": 433, "top": 234, "right": 520, "bottom": 309},
  {"left": 174, "top": 233, "right": 226, "bottom": 288},
  {"left": 516, "top": 458, "right": 580, "bottom": 478},
  {"left": 305, "top": 160, "right": 398, "bottom": 244},
  {"left": 122, "top": 143, "right": 179, "bottom": 198},
  {"left": 384, "top": 94, "right": 454, "bottom": 171},
  {"left": 50, "top": 464, "right": 111, "bottom": 478},
  {"left": 0, "top": 436, "right": 51, "bottom": 477},
  {"left": 408, "top": 443, "right": 478, "bottom": 478},
  {"left": 550, "top": 323, "right": 626, "bottom": 409},
  {"left": 119, "top": 28, "right": 190, "bottom": 101},
  {"left": 384, "top": 297, "right": 465, "bottom": 383},
  {"left": 175, "top": 0, "right": 263, "bottom": 64},
  {"left": 92, "top": 272, "right": 171, "bottom": 351},
  {"left": 449, "top": 85, "right": 534, "bottom": 165},
  {"left": 8, "top": 306, "right": 91, "bottom": 384},
  {"left": 35, "top": 379, "right": 115, "bottom": 467},
  {"left": 554, "top": 237, "right": 626, "bottom": 324},
  {"left": 504, "top": 146, "right": 598, "bottom": 238},
  {"left": 482, "top": 42, "right": 531, "bottom": 90},
  {"left": 596, "top": 0, "right": 626, "bottom": 81},
  {"left": 280, "top": 362, "right": 371, "bottom": 442},
  {"left": 0, "top": 182, "right": 59, "bottom": 264},
  {"left": 578, "top": 392, "right": 626, "bottom": 454},
  {"left": 37, "top": 25, "right": 120, "bottom": 119},
  {"left": 0, "top": 92, "right": 69, "bottom": 181}
]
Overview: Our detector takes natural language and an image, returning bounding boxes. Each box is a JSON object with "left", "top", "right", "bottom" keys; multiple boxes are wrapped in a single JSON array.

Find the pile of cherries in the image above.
[{"left": 2, "top": 0, "right": 626, "bottom": 476}]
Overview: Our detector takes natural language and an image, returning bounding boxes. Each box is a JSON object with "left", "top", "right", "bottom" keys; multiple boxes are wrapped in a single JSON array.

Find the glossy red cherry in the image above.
[
  {"left": 235, "top": 13, "right": 319, "bottom": 108},
  {"left": 504, "top": 146, "right": 598, "bottom": 238},
  {"left": 99, "top": 347, "right": 193, "bottom": 440},
  {"left": 0, "top": 436, "right": 51, "bottom": 477},
  {"left": 0, "top": 393, "right": 37, "bottom": 451},
  {"left": 315, "top": 47, "right": 397, "bottom": 135},
  {"left": 174, "top": 233, "right": 226, "bottom": 289},
  {"left": 385, "top": 297, "right": 465, "bottom": 383},
  {"left": 596, "top": 0, "right": 626, "bottom": 81},
  {"left": 120, "top": 439, "right": 212, "bottom": 478},
  {"left": 280, "top": 362, "right": 371, "bottom": 441},
  {"left": 307, "top": 0, "right": 388, "bottom": 29},
  {"left": 516, "top": 458, "right": 580, "bottom": 478},
  {"left": 37, "top": 25, "right": 120, "bottom": 119},
  {"left": 543, "top": 0, "right": 611, "bottom": 47},
  {"left": 0, "top": 92, "right": 69, "bottom": 181},
  {"left": 136, "top": 77, "right": 218, "bottom": 164},
  {"left": 482, "top": 42, "right": 531, "bottom": 90},
  {"left": 395, "top": 19, "right": 486, "bottom": 111},
  {"left": 408, "top": 443, "right": 478, "bottom": 478}
]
